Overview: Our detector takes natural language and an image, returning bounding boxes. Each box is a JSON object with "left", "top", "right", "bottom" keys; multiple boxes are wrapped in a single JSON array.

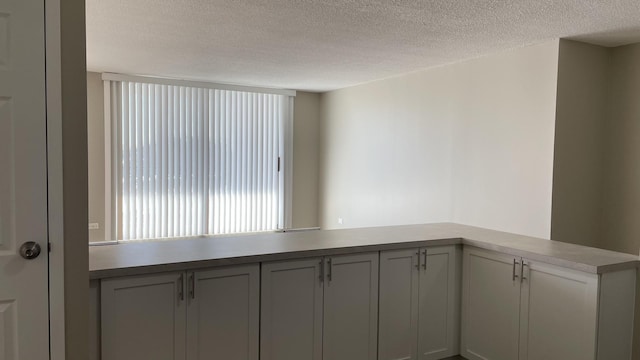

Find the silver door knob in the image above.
[{"left": 19, "top": 242, "right": 41, "bottom": 260}]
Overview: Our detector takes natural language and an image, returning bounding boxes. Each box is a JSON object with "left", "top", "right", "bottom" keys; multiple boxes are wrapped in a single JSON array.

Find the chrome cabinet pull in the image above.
[
  {"left": 422, "top": 250, "right": 427, "bottom": 270},
  {"left": 320, "top": 259, "right": 325, "bottom": 283},
  {"left": 521, "top": 262, "right": 528, "bottom": 282},
  {"left": 178, "top": 273, "right": 184, "bottom": 301},
  {"left": 512, "top": 259, "right": 519, "bottom": 281},
  {"left": 416, "top": 251, "right": 420, "bottom": 270},
  {"left": 327, "top": 258, "right": 333, "bottom": 281},
  {"left": 189, "top": 273, "right": 195, "bottom": 299}
]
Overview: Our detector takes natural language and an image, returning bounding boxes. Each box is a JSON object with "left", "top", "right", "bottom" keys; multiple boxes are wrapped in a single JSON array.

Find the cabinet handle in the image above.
[
  {"left": 319, "top": 259, "right": 324, "bottom": 283},
  {"left": 422, "top": 250, "right": 428, "bottom": 270},
  {"left": 416, "top": 251, "right": 420, "bottom": 270},
  {"left": 512, "top": 259, "right": 519, "bottom": 281},
  {"left": 189, "top": 272, "right": 195, "bottom": 299},
  {"left": 178, "top": 273, "right": 184, "bottom": 301},
  {"left": 327, "top": 258, "right": 333, "bottom": 281},
  {"left": 521, "top": 262, "right": 527, "bottom": 282}
]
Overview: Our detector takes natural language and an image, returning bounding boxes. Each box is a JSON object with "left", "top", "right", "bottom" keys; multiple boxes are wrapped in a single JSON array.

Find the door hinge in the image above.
[
  {"left": 277, "top": 157, "right": 281, "bottom": 172},
  {"left": 48, "top": 243, "right": 52, "bottom": 252}
]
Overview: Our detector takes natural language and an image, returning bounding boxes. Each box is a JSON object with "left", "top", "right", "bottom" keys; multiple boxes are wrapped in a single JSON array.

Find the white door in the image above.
[
  {"left": 378, "top": 249, "right": 420, "bottom": 360},
  {"left": 261, "top": 258, "right": 324, "bottom": 360},
  {"left": 0, "top": 0, "right": 49, "bottom": 358},
  {"left": 518, "top": 259, "right": 598, "bottom": 360},
  {"left": 418, "top": 246, "right": 460, "bottom": 360},
  {"left": 186, "top": 265, "right": 259, "bottom": 360},
  {"left": 461, "top": 247, "right": 521, "bottom": 360},
  {"left": 101, "top": 272, "right": 187, "bottom": 360},
  {"left": 323, "top": 252, "right": 379, "bottom": 360}
]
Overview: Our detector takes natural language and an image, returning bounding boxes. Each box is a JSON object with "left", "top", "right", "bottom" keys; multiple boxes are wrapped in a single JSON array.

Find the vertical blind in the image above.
[{"left": 108, "top": 79, "right": 291, "bottom": 240}]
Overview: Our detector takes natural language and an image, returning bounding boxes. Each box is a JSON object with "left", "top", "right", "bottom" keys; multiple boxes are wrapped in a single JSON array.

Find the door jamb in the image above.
[{"left": 45, "top": 0, "right": 66, "bottom": 358}]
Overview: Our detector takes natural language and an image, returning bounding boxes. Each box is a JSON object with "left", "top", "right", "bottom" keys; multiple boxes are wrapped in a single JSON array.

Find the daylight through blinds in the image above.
[{"left": 109, "top": 80, "right": 288, "bottom": 240}]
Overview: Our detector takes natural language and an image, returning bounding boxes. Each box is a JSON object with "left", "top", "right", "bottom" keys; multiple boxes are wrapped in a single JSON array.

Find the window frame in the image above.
[{"left": 102, "top": 73, "right": 295, "bottom": 242}]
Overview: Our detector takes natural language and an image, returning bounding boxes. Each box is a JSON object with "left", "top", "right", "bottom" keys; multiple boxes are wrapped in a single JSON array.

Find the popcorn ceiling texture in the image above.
[{"left": 86, "top": 0, "right": 640, "bottom": 92}]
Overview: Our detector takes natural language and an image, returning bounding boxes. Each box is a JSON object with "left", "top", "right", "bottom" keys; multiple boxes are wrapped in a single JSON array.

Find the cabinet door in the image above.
[
  {"left": 186, "top": 264, "right": 259, "bottom": 360},
  {"left": 378, "top": 249, "right": 420, "bottom": 360},
  {"left": 101, "top": 272, "right": 186, "bottom": 360},
  {"left": 518, "top": 260, "right": 598, "bottom": 360},
  {"left": 261, "top": 258, "right": 324, "bottom": 360},
  {"left": 323, "top": 252, "right": 379, "bottom": 360},
  {"left": 418, "top": 246, "right": 460, "bottom": 360},
  {"left": 461, "top": 247, "right": 520, "bottom": 360}
]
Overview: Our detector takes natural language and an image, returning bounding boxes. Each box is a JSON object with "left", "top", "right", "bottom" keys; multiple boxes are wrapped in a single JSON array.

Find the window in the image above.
[{"left": 104, "top": 74, "right": 294, "bottom": 241}]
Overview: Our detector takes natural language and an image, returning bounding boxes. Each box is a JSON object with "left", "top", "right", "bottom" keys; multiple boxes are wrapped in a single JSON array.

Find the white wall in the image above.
[
  {"left": 320, "top": 65, "right": 455, "bottom": 229},
  {"left": 320, "top": 41, "right": 560, "bottom": 238},
  {"left": 450, "top": 41, "right": 559, "bottom": 238}
]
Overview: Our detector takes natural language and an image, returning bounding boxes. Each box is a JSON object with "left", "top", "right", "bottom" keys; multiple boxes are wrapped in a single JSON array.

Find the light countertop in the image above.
[{"left": 89, "top": 223, "right": 639, "bottom": 279}]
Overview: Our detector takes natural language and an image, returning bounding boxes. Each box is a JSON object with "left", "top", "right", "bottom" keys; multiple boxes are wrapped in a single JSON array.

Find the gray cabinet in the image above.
[
  {"left": 323, "top": 252, "right": 379, "bottom": 360},
  {"left": 460, "top": 246, "right": 631, "bottom": 360},
  {"left": 261, "top": 252, "right": 379, "bottom": 360},
  {"left": 418, "top": 246, "right": 460, "bottom": 359},
  {"left": 186, "top": 264, "right": 260, "bottom": 360},
  {"left": 101, "top": 265, "right": 259, "bottom": 360},
  {"left": 461, "top": 247, "right": 521, "bottom": 360},
  {"left": 260, "top": 258, "right": 324, "bottom": 360},
  {"left": 378, "top": 249, "right": 420, "bottom": 360},
  {"left": 518, "top": 259, "right": 598, "bottom": 360},
  {"left": 378, "top": 246, "right": 460, "bottom": 360},
  {"left": 101, "top": 272, "right": 187, "bottom": 360}
]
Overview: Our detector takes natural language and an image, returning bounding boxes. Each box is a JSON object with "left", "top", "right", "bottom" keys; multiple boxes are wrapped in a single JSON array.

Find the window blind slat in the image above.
[
  {"left": 179, "top": 87, "right": 186, "bottom": 237},
  {"left": 141, "top": 83, "right": 149, "bottom": 240},
  {"left": 161, "top": 85, "right": 168, "bottom": 238},
  {"left": 111, "top": 80, "right": 287, "bottom": 240}
]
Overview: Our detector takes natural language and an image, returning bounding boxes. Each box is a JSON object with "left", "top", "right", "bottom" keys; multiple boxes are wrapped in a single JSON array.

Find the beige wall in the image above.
[
  {"left": 87, "top": 72, "right": 106, "bottom": 242},
  {"left": 551, "top": 41, "right": 640, "bottom": 255},
  {"left": 550, "top": 41, "right": 640, "bottom": 254},
  {"left": 602, "top": 43, "right": 640, "bottom": 360},
  {"left": 87, "top": 78, "right": 321, "bottom": 242},
  {"left": 600, "top": 43, "right": 640, "bottom": 255},
  {"left": 549, "top": 41, "right": 640, "bottom": 359},
  {"left": 551, "top": 40, "right": 610, "bottom": 247},
  {"left": 58, "top": 0, "right": 90, "bottom": 357},
  {"left": 320, "top": 41, "right": 559, "bottom": 238},
  {"left": 292, "top": 92, "right": 321, "bottom": 228}
]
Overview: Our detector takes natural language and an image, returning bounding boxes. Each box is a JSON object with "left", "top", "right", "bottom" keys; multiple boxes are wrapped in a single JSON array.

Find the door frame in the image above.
[
  {"left": 45, "top": 0, "right": 89, "bottom": 359},
  {"left": 46, "top": 1, "right": 65, "bottom": 358}
]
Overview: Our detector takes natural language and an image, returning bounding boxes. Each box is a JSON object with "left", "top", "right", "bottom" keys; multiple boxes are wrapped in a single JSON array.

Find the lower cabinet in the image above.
[
  {"left": 260, "top": 258, "right": 323, "bottom": 360},
  {"left": 461, "top": 248, "right": 521, "bottom": 360},
  {"left": 101, "top": 272, "right": 187, "bottom": 360},
  {"left": 101, "top": 264, "right": 259, "bottom": 360},
  {"left": 261, "top": 252, "right": 379, "bottom": 360},
  {"left": 518, "top": 258, "right": 598, "bottom": 360},
  {"left": 378, "top": 245, "right": 460, "bottom": 360},
  {"left": 461, "top": 246, "right": 634, "bottom": 360},
  {"left": 97, "top": 244, "right": 636, "bottom": 360},
  {"left": 186, "top": 265, "right": 260, "bottom": 360}
]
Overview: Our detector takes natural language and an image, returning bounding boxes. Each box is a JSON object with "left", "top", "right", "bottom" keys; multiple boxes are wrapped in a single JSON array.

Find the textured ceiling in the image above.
[{"left": 86, "top": 0, "right": 640, "bottom": 92}]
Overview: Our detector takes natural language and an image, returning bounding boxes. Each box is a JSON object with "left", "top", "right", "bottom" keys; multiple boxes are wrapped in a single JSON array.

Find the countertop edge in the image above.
[
  {"left": 89, "top": 224, "right": 640, "bottom": 280},
  {"left": 90, "top": 237, "right": 463, "bottom": 280},
  {"left": 460, "top": 238, "right": 638, "bottom": 274}
]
